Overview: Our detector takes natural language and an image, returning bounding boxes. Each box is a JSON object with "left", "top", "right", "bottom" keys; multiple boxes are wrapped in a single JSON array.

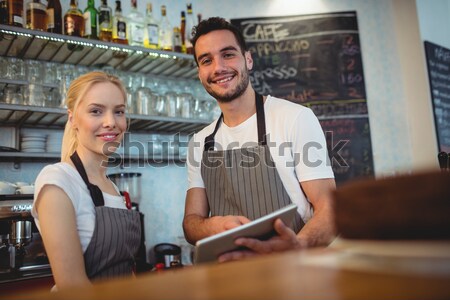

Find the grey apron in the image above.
[
  {"left": 70, "top": 152, "right": 141, "bottom": 281},
  {"left": 201, "top": 93, "right": 305, "bottom": 233}
]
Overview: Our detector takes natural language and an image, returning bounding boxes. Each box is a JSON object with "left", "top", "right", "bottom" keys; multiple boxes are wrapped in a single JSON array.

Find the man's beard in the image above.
[{"left": 205, "top": 67, "right": 250, "bottom": 103}]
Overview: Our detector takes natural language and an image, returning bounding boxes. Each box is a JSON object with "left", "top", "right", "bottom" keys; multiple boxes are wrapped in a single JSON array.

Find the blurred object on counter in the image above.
[
  {"left": 438, "top": 152, "right": 449, "bottom": 172},
  {"left": 333, "top": 171, "right": 450, "bottom": 240},
  {"left": 153, "top": 243, "right": 182, "bottom": 269}
]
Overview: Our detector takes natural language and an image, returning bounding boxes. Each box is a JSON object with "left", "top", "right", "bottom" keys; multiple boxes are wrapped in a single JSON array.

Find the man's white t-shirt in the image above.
[
  {"left": 32, "top": 162, "right": 127, "bottom": 252},
  {"left": 187, "top": 95, "right": 334, "bottom": 222}
]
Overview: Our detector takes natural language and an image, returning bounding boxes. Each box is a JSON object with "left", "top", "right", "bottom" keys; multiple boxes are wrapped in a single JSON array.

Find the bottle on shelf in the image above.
[
  {"left": 180, "top": 11, "right": 186, "bottom": 53},
  {"left": 46, "top": 0, "right": 62, "bottom": 33},
  {"left": 83, "top": 0, "right": 98, "bottom": 39},
  {"left": 158, "top": 4, "right": 172, "bottom": 51},
  {"left": 173, "top": 27, "right": 182, "bottom": 53},
  {"left": 98, "top": 0, "right": 112, "bottom": 42},
  {"left": 127, "top": 0, "right": 145, "bottom": 46},
  {"left": 5, "top": 0, "right": 23, "bottom": 27},
  {"left": 184, "top": 3, "right": 196, "bottom": 54},
  {"left": 26, "top": 0, "right": 47, "bottom": 31},
  {"left": 143, "top": 2, "right": 158, "bottom": 49},
  {"left": 112, "top": 0, "right": 127, "bottom": 44},
  {"left": 0, "top": 0, "right": 8, "bottom": 24},
  {"left": 64, "top": 0, "right": 85, "bottom": 37}
]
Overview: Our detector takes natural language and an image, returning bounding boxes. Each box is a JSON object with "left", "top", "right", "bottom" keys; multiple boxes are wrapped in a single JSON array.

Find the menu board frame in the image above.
[
  {"left": 231, "top": 11, "right": 374, "bottom": 185},
  {"left": 424, "top": 41, "right": 450, "bottom": 153}
]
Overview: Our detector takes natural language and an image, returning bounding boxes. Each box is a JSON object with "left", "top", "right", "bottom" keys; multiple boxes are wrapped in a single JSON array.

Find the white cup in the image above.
[
  {"left": 17, "top": 185, "right": 35, "bottom": 195},
  {"left": 0, "top": 181, "right": 17, "bottom": 195}
]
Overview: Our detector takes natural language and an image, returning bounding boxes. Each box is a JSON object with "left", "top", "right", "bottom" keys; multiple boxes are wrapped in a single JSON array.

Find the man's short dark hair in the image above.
[{"left": 190, "top": 17, "right": 248, "bottom": 65}]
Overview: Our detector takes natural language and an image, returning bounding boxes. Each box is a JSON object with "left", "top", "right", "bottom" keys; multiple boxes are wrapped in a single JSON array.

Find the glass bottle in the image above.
[
  {"left": 47, "top": 0, "right": 62, "bottom": 33},
  {"left": 6, "top": 0, "right": 23, "bottom": 27},
  {"left": 143, "top": 2, "right": 158, "bottom": 49},
  {"left": 173, "top": 26, "right": 182, "bottom": 53},
  {"left": 180, "top": 11, "right": 186, "bottom": 53},
  {"left": 184, "top": 3, "right": 196, "bottom": 54},
  {"left": 158, "top": 5, "right": 172, "bottom": 51},
  {"left": 83, "top": 0, "right": 98, "bottom": 39},
  {"left": 64, "top": 0, "right": 85, "bottom": 37},
  {"left": 98, "top": 0, "right": 112, "bottom": 42},
  {"left": 0, "top": 0, "right": 8, "bottom": 24},
  {"left": 127, "top": 0, "right": 144, "bottom": 46},
  {"left": 26, "top": 0, "right": 47, "bottom": 31},
  {"left": 112, "top": 0, "right": 127, "bottom": 44}
]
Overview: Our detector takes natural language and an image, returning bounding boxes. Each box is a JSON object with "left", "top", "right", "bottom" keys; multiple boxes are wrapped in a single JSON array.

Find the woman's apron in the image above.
[
  {"left": 70, "top": 152, "right": 141, "bottom": 280},
  {"left": 201, "top": 93, "right": 305, "bottom": 233}
]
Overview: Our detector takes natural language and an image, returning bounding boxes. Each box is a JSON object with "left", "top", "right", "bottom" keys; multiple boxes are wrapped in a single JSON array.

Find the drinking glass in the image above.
[
  {"left": 6, "top": 58, "right": 26, "bottom": 80},
  {"left": 25, "top": 60, "right": 43, "bottom": 83},
  {"left": 164, "top": 91, "right": 180, "bottom": 118},
  {"left": 178, "top": 92, "right": 193, "bottom": 119},
  {"left": 59, "top": 64, "right": 76, "bottom": 107},
  {"left": 24, "top": 84, "right": 44, "bottom": 106},
  {"left": 135, "top": 86, "right": 153, "bottom": 115},
  {"left": 151, "top": 94, "right": 165, "bottom": 116},
  {"left": 43, "top": 62, "right": 59, "bottom": 85},
  {"left": 2, "top": 86, "right": 23, "bottom": 104},
  {"left": 0, "top": 57, "right": 8, "bottom": 79}
]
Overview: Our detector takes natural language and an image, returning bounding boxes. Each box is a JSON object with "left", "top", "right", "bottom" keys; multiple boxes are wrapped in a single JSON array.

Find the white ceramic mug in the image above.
[
  {"left": 0, "top": 181, "right": 17, "bottom": 195},
  {"left": 17, "top": 185, "right": 35, "bottom": 195}
]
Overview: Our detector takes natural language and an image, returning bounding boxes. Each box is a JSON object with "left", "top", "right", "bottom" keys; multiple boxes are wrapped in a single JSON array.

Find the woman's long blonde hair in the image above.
[{"left": 60, "top": 71, "right": 127, "bottom": 162}]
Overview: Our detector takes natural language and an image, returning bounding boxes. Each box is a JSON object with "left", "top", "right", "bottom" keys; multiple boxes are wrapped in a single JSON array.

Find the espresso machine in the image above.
[{"left": 0, "top": 194, "right": 50, "bottom": 280}]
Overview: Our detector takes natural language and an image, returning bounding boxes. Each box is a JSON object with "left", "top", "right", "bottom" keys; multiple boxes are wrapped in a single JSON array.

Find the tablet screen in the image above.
[{"left": 194, "top": 203, "right": 298, "bottom": 264}]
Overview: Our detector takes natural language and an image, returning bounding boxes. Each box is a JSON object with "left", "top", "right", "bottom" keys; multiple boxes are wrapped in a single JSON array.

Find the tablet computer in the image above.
[{"left": 193, "top": 203, "right": 298, "bottom": 264}]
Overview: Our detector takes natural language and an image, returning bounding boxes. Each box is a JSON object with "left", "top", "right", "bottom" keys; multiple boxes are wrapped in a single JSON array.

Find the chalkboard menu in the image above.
[
  {"left": 231, "top": 11, "right": 374, "bottom": 185},
  {"left": 424, "top": 41, "right": 450, "bottom": 152}
]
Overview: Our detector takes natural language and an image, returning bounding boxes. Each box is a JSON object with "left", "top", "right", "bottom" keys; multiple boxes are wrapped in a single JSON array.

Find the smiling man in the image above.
[{"left": 183, "top": 17, "right": 336, "bottom": 263}]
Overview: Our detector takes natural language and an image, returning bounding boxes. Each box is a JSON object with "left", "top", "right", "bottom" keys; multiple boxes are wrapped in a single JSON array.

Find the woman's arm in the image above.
[{"left": 35, "top": 185, "right": 91, "bottom": 289}]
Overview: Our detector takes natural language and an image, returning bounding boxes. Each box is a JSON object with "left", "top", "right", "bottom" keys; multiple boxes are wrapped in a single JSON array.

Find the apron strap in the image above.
[
  {"left": 204, "top": 114, "right": 223, "bottom": 151},
  {"left": 203, "top": 93, "right": 266, "bottom": 151},
  {"left": 255, "top": 93, "right": 266, "bottom": 146},
  {"left": 70, "top": 151, "right": 105, "bottom": 207}
]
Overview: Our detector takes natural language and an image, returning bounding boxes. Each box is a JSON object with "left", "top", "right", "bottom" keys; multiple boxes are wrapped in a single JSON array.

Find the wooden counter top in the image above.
[{"left": 5, "top": 245, "right": 450, "bottom": 300}]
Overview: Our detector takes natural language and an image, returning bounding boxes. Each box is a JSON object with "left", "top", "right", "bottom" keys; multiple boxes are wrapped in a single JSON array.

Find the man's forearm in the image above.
[
  {"left": 183, "top": 214, "right": 213, "bottom": 245},
  {"left": 296, "top": 205, "right": 336, "bottom": 247}
]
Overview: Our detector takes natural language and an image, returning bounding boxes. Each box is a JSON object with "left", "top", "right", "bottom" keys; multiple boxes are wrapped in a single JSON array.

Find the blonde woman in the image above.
[{"left": 32, "top": 71, "right": 141, "bottom": 290}]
